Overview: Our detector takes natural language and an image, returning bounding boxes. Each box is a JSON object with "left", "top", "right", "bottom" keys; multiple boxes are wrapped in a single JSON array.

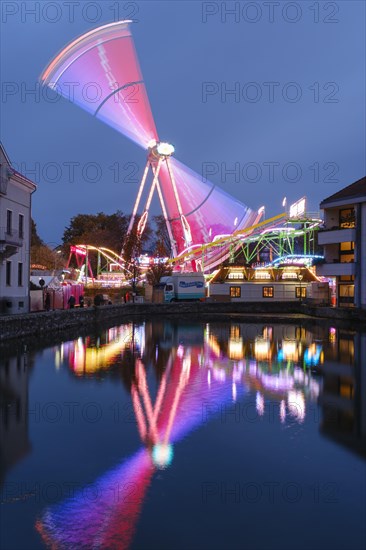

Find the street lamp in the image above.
[
  {"left": 54, "top": 250, "right": 62, "bottom": 273},
  {"left": 298, "top": 273, "right": 304, "bottom": 303}
]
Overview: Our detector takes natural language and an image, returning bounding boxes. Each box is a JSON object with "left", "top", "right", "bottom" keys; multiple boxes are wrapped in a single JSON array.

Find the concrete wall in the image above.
[{"left": 1, "top": 302, "right": 364, "bottom": 343}]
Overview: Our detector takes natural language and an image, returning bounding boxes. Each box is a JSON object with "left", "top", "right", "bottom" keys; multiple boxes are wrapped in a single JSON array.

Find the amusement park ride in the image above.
[{"left": 41, "top": 21, "right": 322, "bottom": 279}]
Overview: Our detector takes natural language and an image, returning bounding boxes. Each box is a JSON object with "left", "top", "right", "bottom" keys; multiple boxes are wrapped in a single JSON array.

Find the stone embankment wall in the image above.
[{"left": 0, "top": 302, "right": 365, "bottom": 342}]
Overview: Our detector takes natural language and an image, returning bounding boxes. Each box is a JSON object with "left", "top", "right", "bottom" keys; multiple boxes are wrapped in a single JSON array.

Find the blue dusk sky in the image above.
[{"left": 1, "top": 1, "right": 365, "bottom": 244}]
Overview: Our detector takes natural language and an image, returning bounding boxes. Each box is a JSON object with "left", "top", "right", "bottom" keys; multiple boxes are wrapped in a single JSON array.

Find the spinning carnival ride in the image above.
[{"left": 41, "top": 20, "right": 263, "bottom": 272}]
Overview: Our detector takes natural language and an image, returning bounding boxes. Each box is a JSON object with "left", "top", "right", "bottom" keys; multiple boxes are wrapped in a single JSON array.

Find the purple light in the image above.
[{"left": 41, "top": 21, "right": 158, "bottom": 148}]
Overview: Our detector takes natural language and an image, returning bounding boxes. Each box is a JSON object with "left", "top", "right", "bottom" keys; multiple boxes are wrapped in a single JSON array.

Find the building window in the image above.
[
  {"left": 339, "top": 208, "right": 355, "bottom": 228},
  {"left": 340, "top": 254, "right": 354, "bottom": 263},
  {"left": 18, "top": 263, "right": 23, "bottom": 286},
  {"left": 19, "top": 214, "right": 24, "bottom": 238},
  {"left": 339, "top": 275, "right": 354, "bottom": 281},
  {"left": 255, "top": 271, "right": 271, "bottom": 280},
  {"left": 230, "top": 286, "right": 241, "bottom": 298},
  {"left": 340, "top": 241, "right": 354, "bottom": 251},
  {"left": 263, "top": 286, "right": 274, "bottom": 298},
  {"left": 338, "top": 283, "right": 354, "bottom": 306},
  {"left": 6, "top": 210, "right": 12, "bottom": 234},
  {"left": 228, "top": 272, "right": 244, "bottom": 279},
  {"left": 6, "top": 261, "right": 11, "bottom": 285},
  {"left": 296, "top": 287, "right": 307, "bottom": 298},
  {"left": 339, "top": 241, "right": 355, "bottom": 263}
]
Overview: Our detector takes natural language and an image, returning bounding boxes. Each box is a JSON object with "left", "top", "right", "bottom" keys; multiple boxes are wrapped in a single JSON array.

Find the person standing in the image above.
[
  {"left": 79, "top": 294, "right": 84, "bottom": 308},
  {"left": 68, "top": 295, "right": 76, "bottom": 309}
]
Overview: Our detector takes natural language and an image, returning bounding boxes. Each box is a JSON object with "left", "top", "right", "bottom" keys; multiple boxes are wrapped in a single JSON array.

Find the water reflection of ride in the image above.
[
  {"left": 60, "top": 324, "right": 145, "bottom": 377},
  {"left": 205, "top": 323, "right": 321, "bottom": 424},
  {"left": 37, "top": 323, "right": 229, "bottom": 548},
  {"left": 37, "top": 321, "right": 364, "bottom": 549}
]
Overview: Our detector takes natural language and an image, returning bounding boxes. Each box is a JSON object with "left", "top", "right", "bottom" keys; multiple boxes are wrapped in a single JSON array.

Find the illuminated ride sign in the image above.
[{"left": 289, "top": 197, "right": 306, "bottom": 218}]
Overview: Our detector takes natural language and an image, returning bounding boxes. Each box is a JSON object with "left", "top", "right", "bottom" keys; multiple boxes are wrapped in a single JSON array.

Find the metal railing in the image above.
[{"left": 0, "top": 227, "right": 23, "bottom": 246}]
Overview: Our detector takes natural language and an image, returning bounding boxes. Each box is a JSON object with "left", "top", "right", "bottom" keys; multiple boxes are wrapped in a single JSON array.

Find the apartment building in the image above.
[
  {"left": 317, "top": 177, "right": 366, "bottom": 308},
  {"left": 0, "top": 143, "right": 36, "bottom": 314}
]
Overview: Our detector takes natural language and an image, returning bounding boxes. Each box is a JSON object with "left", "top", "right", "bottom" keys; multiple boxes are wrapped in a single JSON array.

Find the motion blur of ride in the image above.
[{"left": 41, "top": 22, "right": 323, "bottom": 283}]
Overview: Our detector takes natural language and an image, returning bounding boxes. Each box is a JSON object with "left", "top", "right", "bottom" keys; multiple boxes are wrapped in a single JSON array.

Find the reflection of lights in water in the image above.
[
  {"left": 309, "top": 379, "right": 320, "bottom": 397},
  {"left": 205, "top": 323, "right": 210, "bottom": 342},
  {"left": 73, "top": 338, "right": 85, "bottom": 375},
  {"left": 182, "top": 354, "right": 191, "bottom": 383},
  {"left": 55, "top": 347, "right": 61, "bottom": 370},
  {"left": 232, "top": 369, "right": 242, "bottom": 383},
  {"left": 287, "top": 391, "right": 305, "bottom": 423},
  {"left": 152, "top": 443, "right": 174, "bottom": 469},
  {"left": 249, "top": 361, "right": 257, "bottom": 376},
  {"left": 329, "top": 327, "right": 336, "bottom": 342},
  {"left": 293, "top": 368, "right": 305, "bottom": 383},
  {"left": 280, "top": 340, "right": 299, "bottom": 361},
  {"left": 207, "top": 370, "right": 211, "bottom": 388},
  {"left": 256, "top": 392, "right": 265, "bottom": 416},
  {"left": 260, "top": 373, "right": 294, "bottom": 391},
  {"left": 208, "top": 335, "right": 221, "bottom": 357},
  {"left": 177, "top": 345, "right": 184, "bottom": 358},
  {"left": 228, "top": 338, "right": 243, "bottom": 360},
  {"left": 213, "top": 368, "right": 226, "bottom": 382},
  {"left": 304, "top": 344, "right": 322, "bottom": 367},
  {"left": 280, "top": 400, "right": 286, "bottom": 423},
  {"left": 232, "top": 382, "right": 237, "bottom": 402},
  {"left": 254, "top": 338, "right": 271, "bottom": 360},
  {"left": 183, "top": 354, "right": 191, "bottom": 369}
]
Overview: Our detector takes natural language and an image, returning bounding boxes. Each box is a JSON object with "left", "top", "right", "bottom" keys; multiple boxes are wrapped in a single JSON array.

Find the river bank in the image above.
[{"left": 0, "top": 302, "right": 365, "bottom": 344}]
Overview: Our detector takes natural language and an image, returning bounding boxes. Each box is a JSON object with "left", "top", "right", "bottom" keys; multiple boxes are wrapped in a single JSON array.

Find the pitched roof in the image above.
[
  {"left": 320, "top": 177, "right": 366, "bottom": 207},
  {"left": 0, "top": 142, "right": 37, "bottom": 189}
]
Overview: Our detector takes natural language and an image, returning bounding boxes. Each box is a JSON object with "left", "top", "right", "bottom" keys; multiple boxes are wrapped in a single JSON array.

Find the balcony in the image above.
[
  {"left": 0, "top": 228, "right": 23, "bottom": 259},
  {"left": 316, "top": 262, "right": 355, "bottom": 277},
  {"left": 318, "top": 227, "right": 356, "bottom": 245}
]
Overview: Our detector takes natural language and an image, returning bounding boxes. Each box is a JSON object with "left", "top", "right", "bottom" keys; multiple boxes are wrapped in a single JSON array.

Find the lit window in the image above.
[
  {"left": 340, "top": 254, "right": 354, "bottom": 263},
  {"left": 255, "top": 271, "right": 271, "bottom": 280},
  {"left": 230, "top": 286, "right": 241, "bottom": 298},
  {"left": 282, "top": 272, "right": 298, "bottom": 280},
  {"left": 340, "top": 241, "right": 354, "bottom": 251},
  {"left": 295, "top": 287, "right": 306, "bottom": 298},
  {"left": 263, "top": 286, "right": 274, "bottom": 298},
  {"left": 228, "top": 272, "right": 244, "bottom": 279},
  {"left": 339, "top": 208, "right": 355, "bottom": 228}
]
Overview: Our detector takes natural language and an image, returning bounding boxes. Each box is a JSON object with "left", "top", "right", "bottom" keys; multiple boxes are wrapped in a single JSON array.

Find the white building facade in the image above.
[
  {"left": 317, "top": 177, "right": 366, "bottom": 308},
  {"left": 0, "top": 143, "right": 36, "bottom": 314}
]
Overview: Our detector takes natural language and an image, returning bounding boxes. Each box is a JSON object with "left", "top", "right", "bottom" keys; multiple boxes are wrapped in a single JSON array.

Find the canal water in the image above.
[{"left": 1, "top": 320, "right": 365, "bottom": 550}]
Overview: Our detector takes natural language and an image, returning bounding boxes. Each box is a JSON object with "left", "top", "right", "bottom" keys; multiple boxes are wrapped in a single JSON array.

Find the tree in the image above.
[
  {"left": 30, "top": 218, "right": 58, "bottom": 270},
  {"left": 62, "top": 211, "right": 130, "bottom": 252},
  {"left": 152, "top": 215, "right": 171, "bottom": 257},
  {"left": 145, "top": 262, "right": 172, "bottom": 286},
  {"left": 31, "top": 219, "right": 44, "bottom": 247}
]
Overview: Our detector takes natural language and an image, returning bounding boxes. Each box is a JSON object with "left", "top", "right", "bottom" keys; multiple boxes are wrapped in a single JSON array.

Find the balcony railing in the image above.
[
  {"left": 0, "top": 227, "right": 23, "bottom": 247},
  {"left": 316, "top": 262, "right": 356, "bottom": 277},
  {"left": 318, "top": 227, "right": 356, "bottom": 246}
]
